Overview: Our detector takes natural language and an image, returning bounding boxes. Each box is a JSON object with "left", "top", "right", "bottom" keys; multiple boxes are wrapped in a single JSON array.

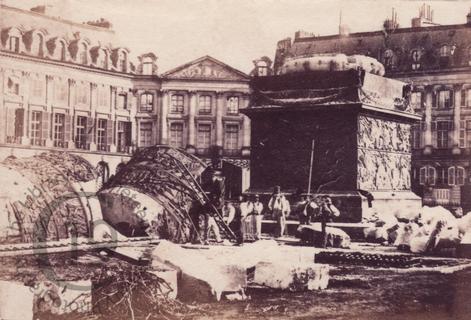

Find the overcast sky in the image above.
[{"left": 2, "top": 0, "right": 471, "bottom": 73}]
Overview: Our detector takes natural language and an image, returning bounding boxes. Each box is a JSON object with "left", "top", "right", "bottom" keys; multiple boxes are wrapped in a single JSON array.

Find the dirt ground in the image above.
[{"left": 199, "top": 265, "right": 471, "bottom": 320}]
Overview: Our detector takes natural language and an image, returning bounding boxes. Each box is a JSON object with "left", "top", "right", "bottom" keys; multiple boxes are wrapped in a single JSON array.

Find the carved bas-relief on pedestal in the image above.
[{"left": 244, "top": 70, "right": 422, "bottom": 222}]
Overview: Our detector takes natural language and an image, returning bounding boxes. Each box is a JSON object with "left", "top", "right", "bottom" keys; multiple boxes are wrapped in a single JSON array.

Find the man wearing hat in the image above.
[
  {"left": 268, "top": 186, "right": 291, "bottom": 237},
  {"left": 252, "top": 194, "right": 264, "bottom": 239}
]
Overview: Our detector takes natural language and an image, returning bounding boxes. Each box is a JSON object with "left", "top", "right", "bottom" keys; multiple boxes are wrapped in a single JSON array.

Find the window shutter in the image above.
[
  {"left": 106, "top": 120, "right": 114, "bottom": 147},
  {"left": 431, "top": 121, "right": 437, "bottom": 131},
  {"left": 449, "top": 89, "right": 454, "bottom": 108},
  {"left": 432, "top": 91, "right": 437, "bottom": 108},
  {"left": 420, "top": 121, "right": 427, "bottom": 131},
  {"left": 86, "top": 117, "right": 95, "bottom": 144},
  {"left": 419, "top": 167, "right": 426, "bottom": 185},
  {"left": 41, "top": 111, "right": 50, "bottom": 141},
  {"left": 64, "top": 114, "right": 71, "bottom": 142},
  {"left": 462, "top": 89, "right": 466, "bottom": 107},
  {"left": 448, "top": 167, "right": 456, "bottom": 186},
  {"left": 457, "top": 167, "right": 465, "bottom": 186},
  {"left": 125, "top": 121, "right": 132, "bottom": 146},
  {"left": 428, "top": 167, "right": 436, "bottom": 185},
  {"left": 14, "top": 108, "right": 24, "bottom": 138},
  {"left": 448, "top": 121, "right": 454, "bottom": 130}
]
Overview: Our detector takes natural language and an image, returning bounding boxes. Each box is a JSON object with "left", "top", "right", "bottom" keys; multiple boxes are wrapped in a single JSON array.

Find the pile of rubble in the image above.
[{"left": 363, "top": 205, "right": 471, "bottom": 257}]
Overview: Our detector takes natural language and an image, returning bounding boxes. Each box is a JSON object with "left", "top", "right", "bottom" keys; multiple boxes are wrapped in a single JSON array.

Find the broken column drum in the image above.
[
  {"left": 244, "top": 69, "right": 421, "bottom": 221},
  {"left": 99, "top": 146, "right": 208, "bottom": 243}
]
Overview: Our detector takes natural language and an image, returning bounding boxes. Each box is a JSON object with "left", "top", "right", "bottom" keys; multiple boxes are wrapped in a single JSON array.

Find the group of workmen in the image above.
[{"left": 189, "top": 170, "right": 340, "bottom": 247}]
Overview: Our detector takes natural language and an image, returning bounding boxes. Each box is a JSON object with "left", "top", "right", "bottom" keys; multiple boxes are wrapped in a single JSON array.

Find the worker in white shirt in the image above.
[
  {"left": 268, "top": 186, "right": 291, "bottom": 237},
  {"left": 252, "top": 194, "right": 264, "bottom": 240}
]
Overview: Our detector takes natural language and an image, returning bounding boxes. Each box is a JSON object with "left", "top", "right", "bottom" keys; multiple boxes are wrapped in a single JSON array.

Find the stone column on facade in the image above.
[
  {"left": 423, "top": 85, "right": 433, "bottom": 155},
  {"left": 187, "top": 91, "right": 196, "bottom": 154},
  {"left": 21, "top": 71, "right": 30, "bottom": 145},
  {"left": 452, "top": 84, "right": 462, "bottom": 155},
  {"left": 109, "top": 86, "right": 117, "bottom": 152},
  {"left": 89, "top": 83, "right": 98, "bottom": 152},
  {"left": 45, "top": 75, "right": 54, "bottom": 147},
  {"left": 215, "top": 91, "right": 225, "bottom": 149},
  {"left": 160, "top": 90, "right": 169, "bottom": 145},
  {"left": 241, "top": 115, "right": 251, "bottom": 158},
  {"left": 67, "top": 79, "right": 76, "bottom": 149},
  {"left": 129, "top": 88, "right": 138, "bottom": 153}
]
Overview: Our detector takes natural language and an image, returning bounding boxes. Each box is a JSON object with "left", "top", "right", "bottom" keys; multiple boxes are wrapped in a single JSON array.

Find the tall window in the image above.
[
  {"left": 139, "top": 122, "right": 153, "bottom": 147},
  {"left": 169, "top": 123, "right": 184, "bottom": 148},
  {"left": 411, "top": 124, "right": 421, "bottom": 149},
  {"left": 79, "top": 43, "right": 88, "bottom": 65},
  {"left": 436, "top": 167, "right": 449, "bottom": 186},
  {"left": 77, "top": 82, "right": 89, "bottom": 105},
  {"left": 436, "top": 121, "right": 450, "bottom": 149},
  {"left": 31, "top": 111, "right": 42, "bottom": 146},
  {"left": 117, "top": 121, "right": 131, "bottom": 153},
  {"left": 97, "top": 119, "right": 107, "bottom": 151},
  {"left": 140, "top": 93, "right": 153, "bottom": 112},
  {"left": 419, "top": 166, "right": 436, "bottom": 185},
  {"left": 437, "top": 90, "right": 452, "bottom": 108},
  {"left": 227, "top": 96, "right": 239, "bottom": 114},
  {"left": 410, "top": 92, "right": 422, "bottom": 109},
  {"left": 171, "top": 94, "right": 184, "bottom": 113},
  {"left": 53, "top": 114, "right": 65, "bottom": 147},
  {"left": 142, "top": 57, "right": 153, "bottom": 75},
  {"left": 224, "top": 124, "right": 239, "bottom": 154},
  {"left": 466, "top": 89, "right": 471, "bottom": 107},
  {"left": 75, "top": 116, "right": 87, "bottom": 149},
  {"left": 198, "top": 95, "right": 212, "bottom": 114},
  {"left": 197, "top": 124, "right": 211, "bottom": 154},
  {"left": 8, "top": 36, "right": 20, "bottom": 53}
]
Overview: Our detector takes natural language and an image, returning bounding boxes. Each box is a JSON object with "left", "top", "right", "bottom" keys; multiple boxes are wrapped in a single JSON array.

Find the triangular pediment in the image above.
[{"left": 162, "top": 56, "right": 249, "bottom": 81}]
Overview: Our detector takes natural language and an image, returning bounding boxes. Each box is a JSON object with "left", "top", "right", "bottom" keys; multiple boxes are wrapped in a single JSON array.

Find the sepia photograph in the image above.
[{"left": 1, "top": 0, "right": 471, "bottom": 319}]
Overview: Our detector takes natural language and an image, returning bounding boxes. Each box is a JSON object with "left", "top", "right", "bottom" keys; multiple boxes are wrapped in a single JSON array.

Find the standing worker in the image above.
[
  {"left": 204, "top": 169, "right": 225, "bottom": 244},
  {"left": 268, "top": 186, "right": 291, "bottom": 238},
  {"left": 252, "top": 194, "right": 264, "bottom": 240},
  {"left": 318, "top": 196, "right": 340, "bottom": 248}
]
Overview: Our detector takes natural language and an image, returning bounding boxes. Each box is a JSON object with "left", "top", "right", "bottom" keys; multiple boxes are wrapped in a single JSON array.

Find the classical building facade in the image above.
[
  {"left": 0, "top": 4, "right": 251, "bottom": 195},
  {"left": 273, "top": 5, "right": 471, "bottom": 211}
]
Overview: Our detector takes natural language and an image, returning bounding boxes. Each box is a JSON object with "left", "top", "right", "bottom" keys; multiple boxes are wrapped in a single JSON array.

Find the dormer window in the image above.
[
  {"left": 8, "top": 36, "right": 20, "bottom": 53},
  {"left": 97, "top": 49, "right": 108, "bottom": 69},
  {"left": 79, "top": 43, "right": 88, "bottom": 65},
  {"left": 56, "top": 41, "right": 67, "bottom": 61},
  {"left": 32, "top": 33, "right": 44, "bottom": 56},
  {"left": 118, "top": 51, "right": 127, "bottom": 72},
  {"left": 142, "top": 57, "right": 153, "bottom": 75}
]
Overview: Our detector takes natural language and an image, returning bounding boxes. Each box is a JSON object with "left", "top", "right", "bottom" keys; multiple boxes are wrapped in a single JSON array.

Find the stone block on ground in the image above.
[
  {"left": 151, "top": 240, "right": 247, "bottom": 302},
  {"left": 253, "top": 261, "right": 329, "bottom": 291},
  {"left": 0, "top": 280, "right": 35, "bottom": 320}
]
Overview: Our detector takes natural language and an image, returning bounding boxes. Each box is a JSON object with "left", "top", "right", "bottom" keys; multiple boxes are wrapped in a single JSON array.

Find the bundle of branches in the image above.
[{"left": 92, "top": 265, "right": 207, "bottom": 320}]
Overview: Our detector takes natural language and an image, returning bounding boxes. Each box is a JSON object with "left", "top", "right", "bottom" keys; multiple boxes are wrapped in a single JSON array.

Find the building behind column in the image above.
[
  {"left": 0, "top": 4, "right": 251, "bottom": 196},
  {"left": 272, "top": 4, "right": 471, "bottom": 212}
]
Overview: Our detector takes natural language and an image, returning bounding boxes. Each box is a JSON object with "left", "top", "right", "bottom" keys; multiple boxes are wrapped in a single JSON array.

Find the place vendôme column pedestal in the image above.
[{"left": 242, "top": 70, "right": 422, "bottom": 222}]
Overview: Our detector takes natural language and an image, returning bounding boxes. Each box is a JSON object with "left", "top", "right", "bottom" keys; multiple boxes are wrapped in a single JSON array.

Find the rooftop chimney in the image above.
[
  {"left": 383, "top": 8, "right": 399, "bottom": 32},
  {"left": 411, "top": 4, "right": 440, "bottom": 28}
]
